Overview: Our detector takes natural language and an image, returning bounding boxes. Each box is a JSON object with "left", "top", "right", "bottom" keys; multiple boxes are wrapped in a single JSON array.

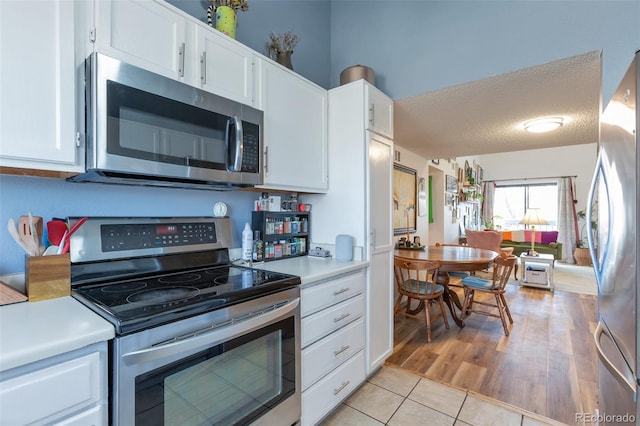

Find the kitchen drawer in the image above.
[
  {"left": 302, "top": 318, "right": 364, "bottom": 390},
  {"left": 0, "top": 351, "right": 102, "bottom": 425},
  {"left": 301, "top": 294, "right": 364, "bottom": 348},
  {"left": 301, "top": 350, "right": 365, "bottom": 426},
  {"left": 301, "top": 270, "right": 365, "bottom": 317}
]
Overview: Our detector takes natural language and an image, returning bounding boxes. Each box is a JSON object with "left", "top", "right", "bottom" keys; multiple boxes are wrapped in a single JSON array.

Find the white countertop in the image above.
[
  {"left": 0, "top": 256, "right": 367, "bottom": 374},
  {"left": 0, "top": 297, "right": 115, "bottom": 373},
  {"left": 249, "top": 256, "right": 369, "bottom": 286}
]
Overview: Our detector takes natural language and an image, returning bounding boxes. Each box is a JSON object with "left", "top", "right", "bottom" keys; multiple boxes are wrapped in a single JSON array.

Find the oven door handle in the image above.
[{"left": 122, "top": 298, "right": 299, "bottom": 365}]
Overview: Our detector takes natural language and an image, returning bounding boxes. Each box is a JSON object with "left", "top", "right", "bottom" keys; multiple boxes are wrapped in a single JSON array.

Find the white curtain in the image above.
[
  {"left": 557, "top": 177, "right": 578, "bottom": 263},
  {"left": 481, "top": 181, "right": 495, "bottom": 228}
]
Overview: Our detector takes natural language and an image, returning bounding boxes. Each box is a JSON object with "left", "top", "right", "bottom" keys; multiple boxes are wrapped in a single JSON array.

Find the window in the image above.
[{"left": 493, "top": 183, "right": 557, "bottom": 230}]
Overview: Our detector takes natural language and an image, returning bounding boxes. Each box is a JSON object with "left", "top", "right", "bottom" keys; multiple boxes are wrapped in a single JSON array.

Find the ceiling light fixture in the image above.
[{"left": 523, "top": 117, "right": 564, "bottom": 133}]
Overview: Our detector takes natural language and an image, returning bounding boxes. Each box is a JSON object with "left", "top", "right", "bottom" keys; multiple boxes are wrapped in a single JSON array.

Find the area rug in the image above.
[{"left": 474, "top": 261, "right": 597, "bottom": 295}]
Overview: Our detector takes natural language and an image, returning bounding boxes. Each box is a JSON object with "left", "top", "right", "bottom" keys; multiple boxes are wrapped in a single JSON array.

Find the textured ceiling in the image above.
[{"left": 393, "top": 50, "right": 602, "bottom": 160}]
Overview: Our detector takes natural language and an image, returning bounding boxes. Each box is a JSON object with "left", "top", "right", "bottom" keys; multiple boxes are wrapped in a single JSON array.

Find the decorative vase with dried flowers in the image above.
[
  {"left": 207, "top": 0, "right": 249, "bottom": 39},
  {"left": 268, "top": 31, "right": 299, "bottom": 70}
]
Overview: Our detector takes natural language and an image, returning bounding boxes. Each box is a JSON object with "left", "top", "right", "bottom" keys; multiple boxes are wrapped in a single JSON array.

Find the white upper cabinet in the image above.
[
  {"left": 365, "top": 83, "right": 394, "bottom": 138},
  {"left": 193, "top": 22, "right": 256, "bottom": 106},
  {"left": 94, "top": 0, "right": 188, "bottom": 81},
  {"left": 0, "top": 0, "right": 82, "bottom": 173},
  {"left": 257, "top": 59, "right": 328, "bottom": 193},
  {"left": 93, "top": 0, "right": 257, "bottom": 106}
]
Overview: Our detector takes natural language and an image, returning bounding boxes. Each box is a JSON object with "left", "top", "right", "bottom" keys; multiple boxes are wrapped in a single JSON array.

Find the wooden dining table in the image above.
[{"left": 394, "top": 245, "right": 500, "bottom": 328}]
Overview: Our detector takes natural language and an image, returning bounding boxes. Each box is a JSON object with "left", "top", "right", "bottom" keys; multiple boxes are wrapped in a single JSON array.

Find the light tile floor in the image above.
[{"left": 320, "top": 365, "right": 567, "bottom": 426}]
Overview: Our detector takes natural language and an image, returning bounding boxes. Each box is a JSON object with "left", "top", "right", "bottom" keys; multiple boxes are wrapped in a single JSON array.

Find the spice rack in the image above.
[{"left": 251, "top": 212, "right": 310, "bottom": 261}]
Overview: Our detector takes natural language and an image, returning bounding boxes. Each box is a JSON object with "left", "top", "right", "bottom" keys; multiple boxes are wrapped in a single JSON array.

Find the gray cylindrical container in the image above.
[{"left": 335, "top": 234, "right": 354, "bottom": 261}]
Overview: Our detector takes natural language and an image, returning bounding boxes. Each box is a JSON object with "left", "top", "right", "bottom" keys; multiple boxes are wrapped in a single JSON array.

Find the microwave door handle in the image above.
[{"left": 226, "top": 116, "right": 244, "bottom": 171}]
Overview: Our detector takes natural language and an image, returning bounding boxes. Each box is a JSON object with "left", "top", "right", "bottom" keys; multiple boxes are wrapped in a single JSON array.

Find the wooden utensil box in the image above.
[{"left": 25, "top": 254, "right": 71, "bottom": 302}]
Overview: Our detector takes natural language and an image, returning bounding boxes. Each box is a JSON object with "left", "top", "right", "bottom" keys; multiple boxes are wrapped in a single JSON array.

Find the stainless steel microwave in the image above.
[{"left": 69, "top": 53, "right": 263, "bottom": 190}]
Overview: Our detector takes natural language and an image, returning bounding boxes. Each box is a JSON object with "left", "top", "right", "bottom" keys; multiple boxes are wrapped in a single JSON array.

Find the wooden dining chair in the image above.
[
  {"left": 464, "top": 229, "right": 518, "bottom": 280},
  {"left": 393, "top": 257, "right": 449, "bottom": 342},
  {"left": 460, "top": 253, "right": 518, "bottom": 336}
]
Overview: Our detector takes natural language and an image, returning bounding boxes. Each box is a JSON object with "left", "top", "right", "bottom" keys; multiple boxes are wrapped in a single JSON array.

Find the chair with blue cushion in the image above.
[
  {"left": 393, "top": 257, "right": 449, "bottom": 342},
  {"left": 461, "top": 253, "right": 517, "bottom": 336}
]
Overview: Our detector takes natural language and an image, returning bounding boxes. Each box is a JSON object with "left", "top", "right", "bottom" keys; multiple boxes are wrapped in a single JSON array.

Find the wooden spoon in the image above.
[{"left": 18, "top": 215, "right": 44, "bottom": 256}]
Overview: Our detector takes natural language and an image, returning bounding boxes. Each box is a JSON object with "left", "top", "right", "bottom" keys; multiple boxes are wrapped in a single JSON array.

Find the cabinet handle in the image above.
[
  {"left": 333, "top": 288, "right": 349, "bottom": 296},
  {"left": 333, "top": 313, "right": 351, "bottom": 323},
  {"left": 333, "top": 380, "right": 350, "bottom": 395},
  {"left": 333, "top": 345, "right": 350, "bottom": 356},
  {"left": 369, "top": 104, "right": 375, "bottom": 126},
  {"left": 200, "top": 51, "right": 206, "bottom": 85},
  {"left": 178, "top": 42, "right": 185, "bottom": 77}
]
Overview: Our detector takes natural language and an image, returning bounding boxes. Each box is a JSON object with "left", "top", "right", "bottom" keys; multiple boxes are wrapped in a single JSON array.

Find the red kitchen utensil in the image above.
[
  {"left": 47, "top": 220, "right": 68, "bottom": 246},
  {"left": 61, "top": 217, "right": 88, "bottom": 254}
]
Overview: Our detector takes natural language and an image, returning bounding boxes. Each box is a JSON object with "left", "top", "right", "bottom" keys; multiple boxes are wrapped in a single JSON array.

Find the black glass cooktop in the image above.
[{"left": 72, "top": 265, "right": 300, "bottom": 335}]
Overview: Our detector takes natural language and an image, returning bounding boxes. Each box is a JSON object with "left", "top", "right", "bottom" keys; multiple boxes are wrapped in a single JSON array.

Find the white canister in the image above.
[{"left": 335, "top": 234, "right": 354, "bottom": 261}]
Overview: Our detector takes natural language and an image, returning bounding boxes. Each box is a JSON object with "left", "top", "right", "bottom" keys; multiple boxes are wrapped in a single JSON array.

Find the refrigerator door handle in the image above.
[
  {"left": 594, "top": 321, "right": 637, "bottom": 394},
  {"left": 586, "top": 156, "right": 609, "bottom": 282}
]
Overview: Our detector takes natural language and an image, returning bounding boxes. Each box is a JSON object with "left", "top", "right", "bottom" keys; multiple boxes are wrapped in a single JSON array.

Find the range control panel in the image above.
[
  {"left": 69, "top": 217, "right": 233, "bottom": 264},
  {"left": 101, "top": 222, "right": 217, "bottom": 252}
]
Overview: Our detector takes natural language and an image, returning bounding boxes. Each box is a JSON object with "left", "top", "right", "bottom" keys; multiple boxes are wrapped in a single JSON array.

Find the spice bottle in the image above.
[
  {"left": 252, "top": 231, "right": 264, "bottom": 262},
  {"left": 242, "top": 223, "right": 252, "bottom": 261}
]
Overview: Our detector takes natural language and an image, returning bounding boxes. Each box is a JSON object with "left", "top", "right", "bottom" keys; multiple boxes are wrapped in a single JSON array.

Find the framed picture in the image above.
[
  {"left": 393, "top": 164, "right": 417, "bottom": 235},
  {"left": 445, "top": 175, "right": 458, "bottom": 193}
]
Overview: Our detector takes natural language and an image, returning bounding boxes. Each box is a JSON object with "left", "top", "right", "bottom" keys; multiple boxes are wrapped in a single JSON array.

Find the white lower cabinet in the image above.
[
  {"left": 300, "top": 269, "right": 367, "bottom": 426},
  {"left": 302, "top": 351, "right": 365, "bottom": 426},
  {"left": 302, "top": 317, "right": 364, "bottom": 390},
  {"left": 0, "top": 343, "right": 108, "bottom": 426}
]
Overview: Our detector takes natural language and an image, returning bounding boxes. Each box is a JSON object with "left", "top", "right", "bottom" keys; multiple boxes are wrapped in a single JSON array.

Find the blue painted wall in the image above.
[
  {"left": 328, "top": 1, "right": 640, "bottom": 105},
  {"left": 168, "top": 0, "right": 332, "bottom": 88},
  {"left": 0, "top": 175, "right": 257, "bottom": 274},
  {"left": 2, "top": 0, "right": 638, "bottom": 274}
]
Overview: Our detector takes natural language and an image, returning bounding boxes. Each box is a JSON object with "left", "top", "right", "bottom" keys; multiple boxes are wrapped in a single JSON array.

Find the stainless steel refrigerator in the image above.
[{"left": 591, "top": 51, "right": 639, "bottom": 424}]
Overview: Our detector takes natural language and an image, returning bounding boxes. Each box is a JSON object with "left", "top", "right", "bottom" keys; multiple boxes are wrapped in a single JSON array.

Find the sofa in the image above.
[{"left": 499, "top": 230, "right": 563, "bottom": 260}]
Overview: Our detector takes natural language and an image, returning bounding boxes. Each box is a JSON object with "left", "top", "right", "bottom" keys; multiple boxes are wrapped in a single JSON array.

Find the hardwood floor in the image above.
[{"left": 386, "top": 283, "right": 598, "bottom": 425}]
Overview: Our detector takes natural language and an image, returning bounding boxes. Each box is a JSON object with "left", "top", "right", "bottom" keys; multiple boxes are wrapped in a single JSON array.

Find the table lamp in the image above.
[{"left": 519, "top": 208, "right": 548, "bottom": 256}]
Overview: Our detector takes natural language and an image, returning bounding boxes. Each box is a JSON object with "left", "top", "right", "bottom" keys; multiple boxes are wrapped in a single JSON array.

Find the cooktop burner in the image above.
[
  {"left": 126, "top": 286, "right": 201, "bottom": 304},
  {"left": 72, "top": 264, "right": 300, "bottom": 335},
  {"left": 69, "top": 217, "right": 301, "bottom": 335}
]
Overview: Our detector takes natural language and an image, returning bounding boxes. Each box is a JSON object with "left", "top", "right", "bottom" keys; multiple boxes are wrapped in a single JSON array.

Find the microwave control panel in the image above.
[{"left": 241, "top": 122, "right": 260, "bottom": 173}]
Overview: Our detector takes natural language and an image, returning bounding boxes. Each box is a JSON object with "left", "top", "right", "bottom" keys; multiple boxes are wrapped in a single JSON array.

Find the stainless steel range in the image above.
[{"left": 69, "top": 217, "right": 301, "bottom": 426}]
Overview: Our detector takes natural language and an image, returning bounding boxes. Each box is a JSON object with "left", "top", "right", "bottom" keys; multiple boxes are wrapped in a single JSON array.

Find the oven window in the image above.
[
  {"left": 134, "top": 317, "right": 296, "bottom": 426},
  {"left": 106, "top": 80, "right": 229, "bottom": 170}
]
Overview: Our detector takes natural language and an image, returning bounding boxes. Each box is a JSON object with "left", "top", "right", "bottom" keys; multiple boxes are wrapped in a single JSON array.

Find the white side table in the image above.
[{"left": 520, "top": 252, "right": 555, "bottom": 291}]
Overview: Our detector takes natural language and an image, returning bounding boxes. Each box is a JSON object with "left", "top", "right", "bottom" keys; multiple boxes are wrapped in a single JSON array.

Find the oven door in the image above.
[{"left": 112, "top": 288, "right": 300, "bottom": 426}]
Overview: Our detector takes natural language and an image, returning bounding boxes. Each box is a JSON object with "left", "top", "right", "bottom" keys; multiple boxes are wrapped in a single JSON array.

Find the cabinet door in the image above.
[
  {"left": 0, "top": 352, "right": 102, "bottom": 425},
  {"left": 194, "top": 24, "right": 255, "bottom": 106},
  {"left": 365, "top": 83, "right": 394, "bottom": 138},
  {"left": 0, "top": 0, "right": 79, "bottom": 171},
  {"left": 258, "top": 60, "right": 328, "bottom": 193},
  {"left": 95, "top": 0, "right": 187, "bottom": 80},
  {"left": 366, "top": 134, "right": 393, "bottom": 374}
]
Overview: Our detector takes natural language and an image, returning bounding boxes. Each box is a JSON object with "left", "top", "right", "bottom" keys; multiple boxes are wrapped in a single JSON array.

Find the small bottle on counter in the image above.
[
  {"left": 252, "top": 231, "right": 264, "bottom": 262},
  {"left": 242, "top": 223, "right": 253, "bottom": 262}
]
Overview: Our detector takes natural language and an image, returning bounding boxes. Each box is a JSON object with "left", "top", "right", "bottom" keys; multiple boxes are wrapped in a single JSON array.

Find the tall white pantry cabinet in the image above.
[{"left": 310, "top": 80, "right": 394, "bottom": 376}]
